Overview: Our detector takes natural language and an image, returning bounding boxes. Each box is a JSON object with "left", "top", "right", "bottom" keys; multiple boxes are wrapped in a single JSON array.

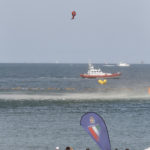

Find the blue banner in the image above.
[{"left": 80, "top": 112, "right": 111, "bottom": 150}]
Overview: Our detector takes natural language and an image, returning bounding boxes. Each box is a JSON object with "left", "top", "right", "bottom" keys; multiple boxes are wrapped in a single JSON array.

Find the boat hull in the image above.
[{"left": 80, "top": 73, "right": 121, "bottom": 79}]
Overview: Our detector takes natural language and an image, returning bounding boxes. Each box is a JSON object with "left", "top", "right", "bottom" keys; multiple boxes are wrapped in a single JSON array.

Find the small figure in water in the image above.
[
  {"left": 66, "top": 147, "right": 70, "bottom": 150},
  {"left": 66, "top": 147, "right": 73, "bottom": 150},
  {"left": 56, "top": 147, "right": 59, "bottom": 150},
  {"left": 86, "top": 148, "right": 90, "bottom": 150},
  {"left": 66, "top": 146, "right": 73, "bottom": 150}
]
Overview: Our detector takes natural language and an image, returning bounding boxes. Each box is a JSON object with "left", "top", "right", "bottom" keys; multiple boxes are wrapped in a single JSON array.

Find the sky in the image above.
[{"left": 0, "top": 0, "right": 150, "bottom": 63}]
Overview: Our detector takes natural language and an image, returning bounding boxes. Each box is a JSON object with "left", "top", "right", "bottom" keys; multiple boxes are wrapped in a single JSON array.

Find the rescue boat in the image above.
[{"left": 80, "top": 63, "right": 121, "bottom": 79}]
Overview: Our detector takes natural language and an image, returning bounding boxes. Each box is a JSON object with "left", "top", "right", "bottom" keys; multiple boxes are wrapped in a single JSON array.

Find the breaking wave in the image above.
[{"left": 0, "top": 92, "right": 150, "bottom": 101}]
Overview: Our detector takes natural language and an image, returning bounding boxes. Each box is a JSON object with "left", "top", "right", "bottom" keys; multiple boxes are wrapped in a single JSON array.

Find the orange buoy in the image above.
[{"left": 148, "top": 87, "right": 150, "bottom": 94}]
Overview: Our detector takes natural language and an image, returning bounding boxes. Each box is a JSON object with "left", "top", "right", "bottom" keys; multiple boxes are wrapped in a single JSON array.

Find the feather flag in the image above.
[{"left": 80, "top": 112, "right": 111, "bottom": 150}]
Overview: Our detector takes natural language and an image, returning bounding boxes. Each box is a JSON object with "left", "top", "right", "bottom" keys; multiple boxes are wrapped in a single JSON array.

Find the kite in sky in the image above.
[{"left": 72, "top": 11, "right": 76, "bottom": 19}]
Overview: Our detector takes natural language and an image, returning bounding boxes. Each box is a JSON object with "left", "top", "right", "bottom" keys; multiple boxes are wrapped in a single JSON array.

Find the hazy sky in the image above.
[{"left": 0, "top": 0, "right": 150, "bottom": 63}]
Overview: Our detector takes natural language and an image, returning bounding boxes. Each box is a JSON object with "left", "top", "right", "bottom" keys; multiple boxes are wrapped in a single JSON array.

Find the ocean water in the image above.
[{"left": 0, "top": 63, "right": 150, "bottom": 150}]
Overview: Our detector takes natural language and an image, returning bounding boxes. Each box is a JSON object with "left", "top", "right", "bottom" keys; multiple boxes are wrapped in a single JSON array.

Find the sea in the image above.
[{"left": 0, "top": 63, "right": 150, "bottom": 150}]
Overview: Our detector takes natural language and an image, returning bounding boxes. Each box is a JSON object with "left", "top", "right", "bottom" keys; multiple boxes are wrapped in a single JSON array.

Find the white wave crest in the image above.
[
  {"left": 0, "top": 93, "right": 150, "bottom": 101},
  {"left": 144, "top": 148, "right": 150, "bottom": 150}
]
